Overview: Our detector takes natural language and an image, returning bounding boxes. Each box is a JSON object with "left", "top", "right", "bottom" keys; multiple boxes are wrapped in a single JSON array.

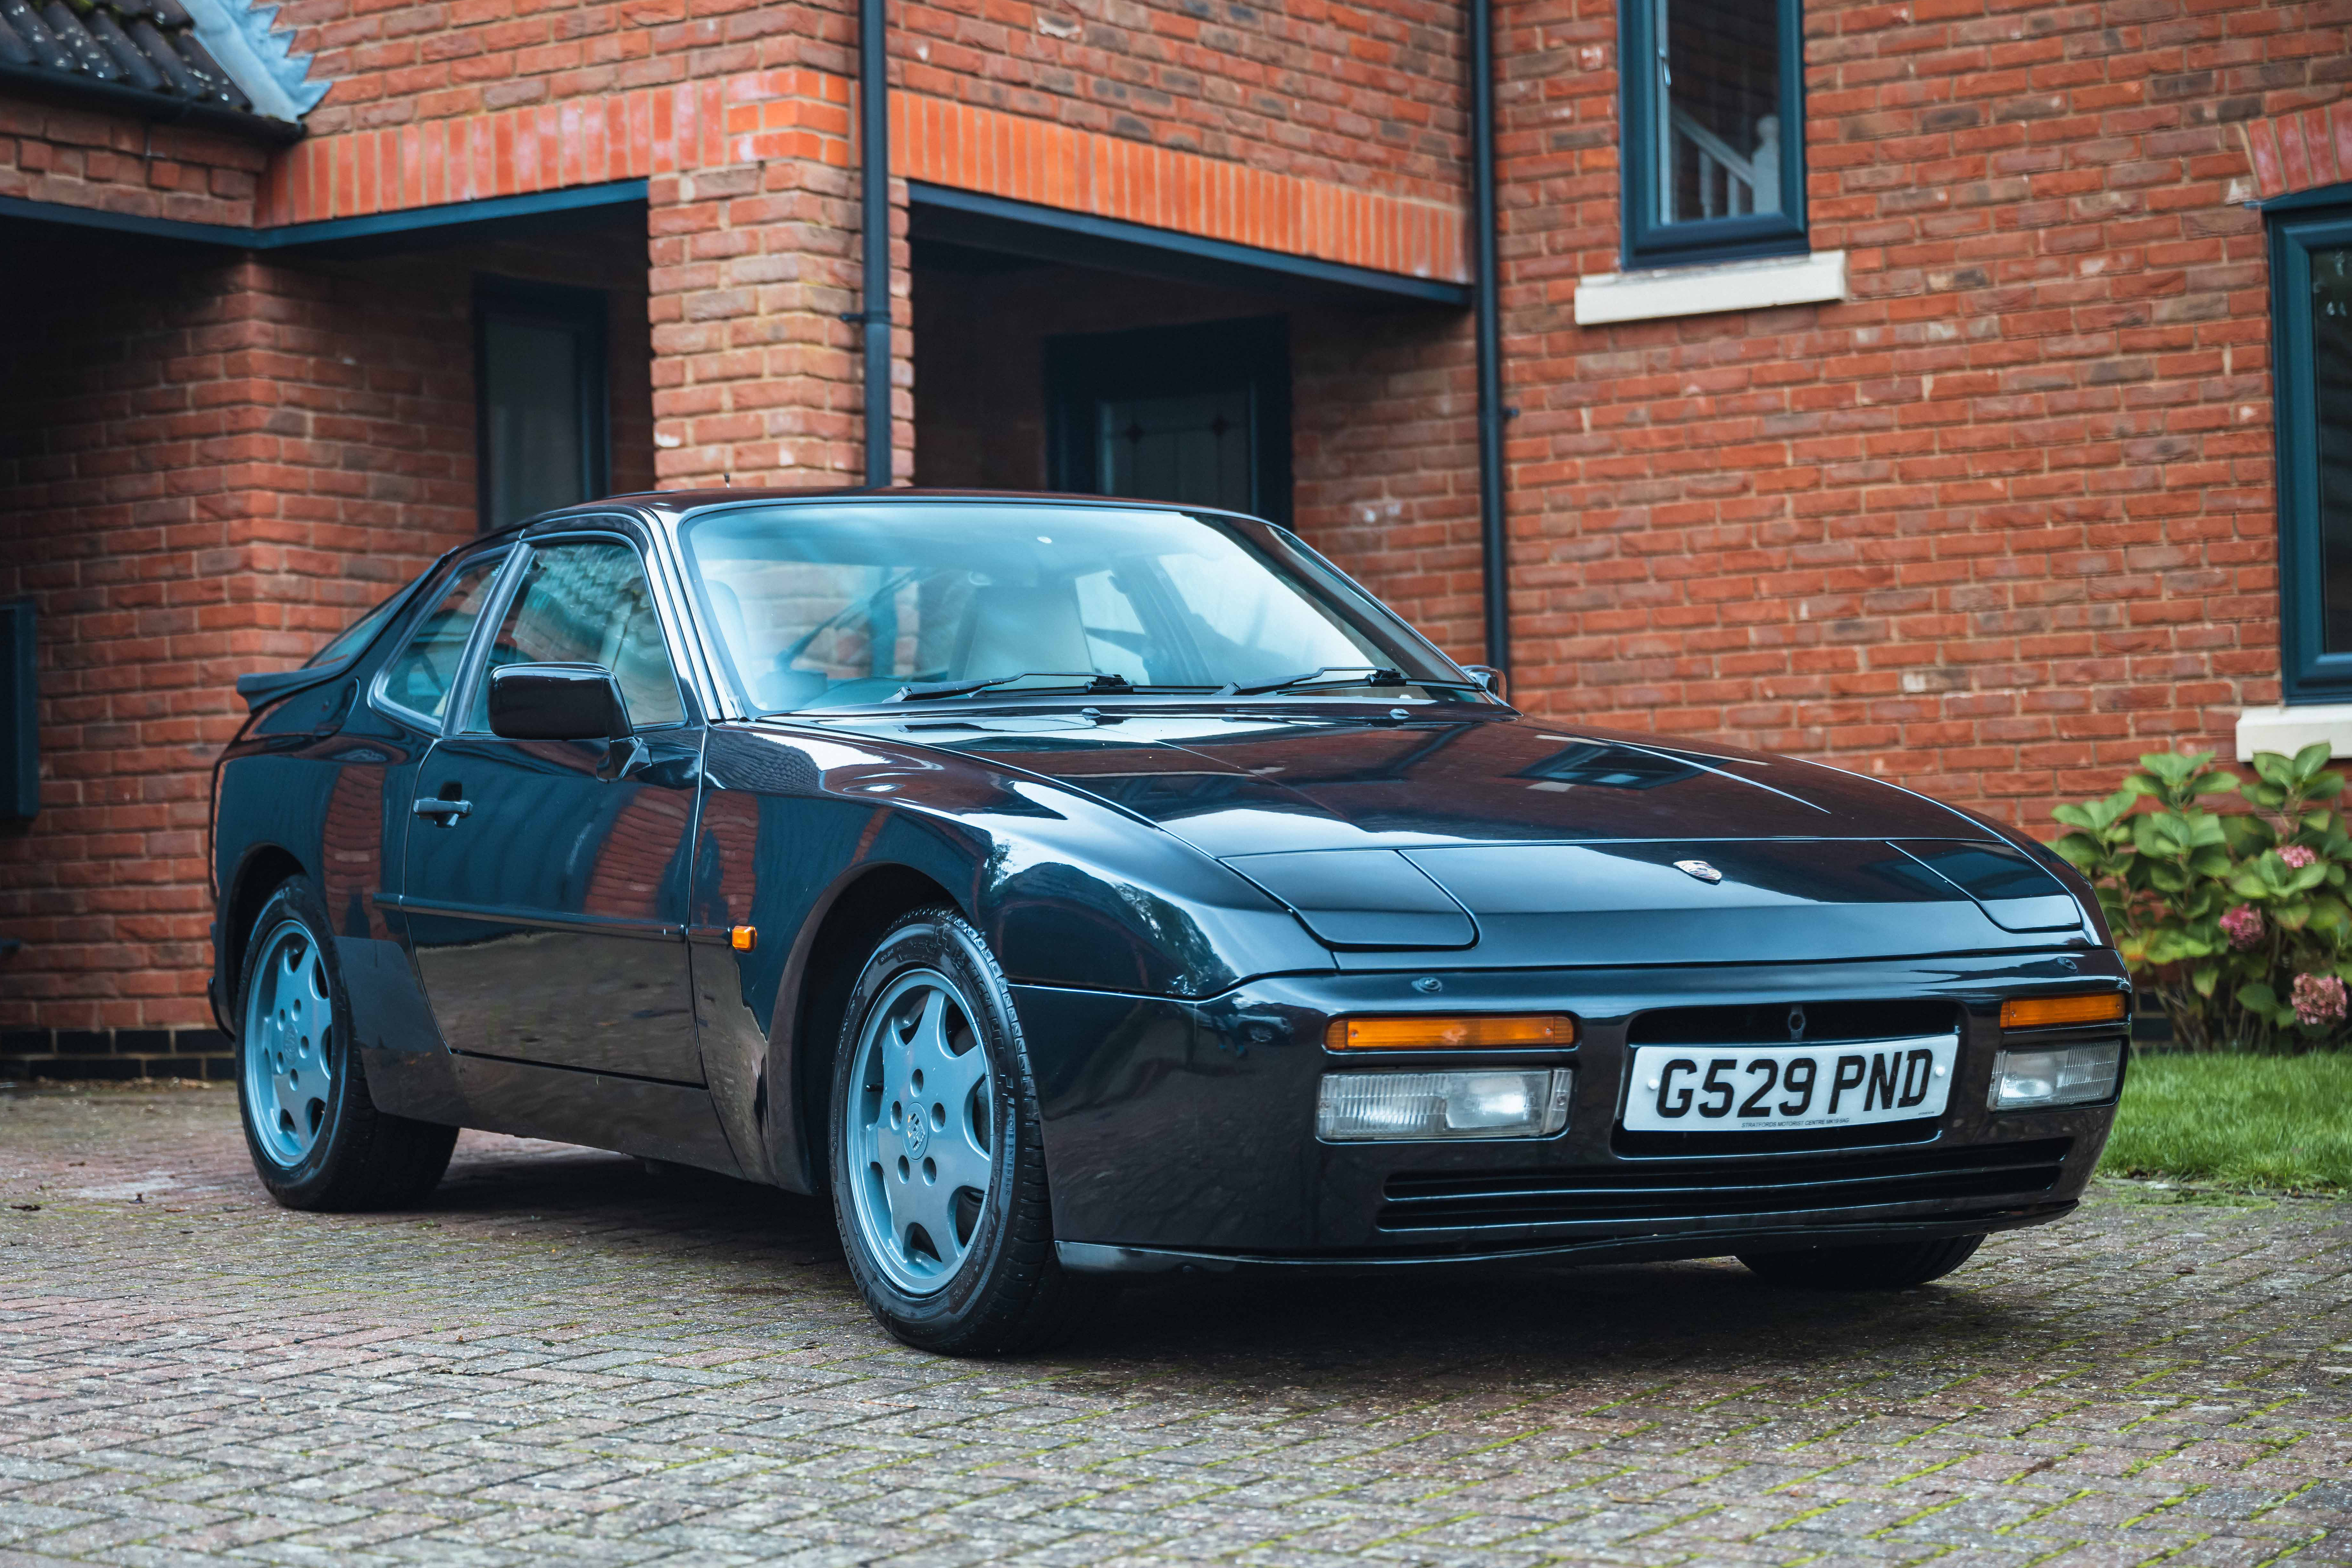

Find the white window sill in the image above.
[
  {"left": 1573, "top": 250, "right": 1848, "bottom": 326},
  {"left": 2234, "top": 704, "right": 2352, "bottom": 761}
]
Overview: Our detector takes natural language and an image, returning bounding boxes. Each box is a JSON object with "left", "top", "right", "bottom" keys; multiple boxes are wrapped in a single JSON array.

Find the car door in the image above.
[{"left": 396, "top": 528, "right": 707, "bottom": 1084}]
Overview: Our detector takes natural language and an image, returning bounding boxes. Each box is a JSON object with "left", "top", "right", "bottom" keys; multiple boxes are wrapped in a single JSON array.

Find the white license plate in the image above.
[{"left": 1622, "top": 1035, "right": 1958, "bottom": 1133}]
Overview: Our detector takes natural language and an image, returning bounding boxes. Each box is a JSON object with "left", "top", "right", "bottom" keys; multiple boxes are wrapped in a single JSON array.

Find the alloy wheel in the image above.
[
  {"left": 846, "top": 967, "right": 997, "bottom": 1294},
  {"left": 243, "top": 919, "right": 333, "bottom": 1168}
]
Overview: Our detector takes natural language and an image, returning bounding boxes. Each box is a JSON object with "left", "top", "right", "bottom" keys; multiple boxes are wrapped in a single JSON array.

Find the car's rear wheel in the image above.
[
  {"left": 1737, "top": 1233, "right": 1984, "bottom": 1290},
  {"left": 828, "top": 906, "right": 1099, "bottom": 1355},
  {"left": 237, "top": 877, "right": 457, "bottom": 1210}
]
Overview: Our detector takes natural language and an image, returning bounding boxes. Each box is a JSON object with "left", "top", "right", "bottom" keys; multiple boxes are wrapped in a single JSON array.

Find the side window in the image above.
[
  {"left": 377, "top": 557, "right": 505, "bottom": 725},
  {"left": 468, "top": 540, "right": 686, "bottom": 730},
  {"left": 1620, "top": 0, "right": 1806, "bottom": 267}
]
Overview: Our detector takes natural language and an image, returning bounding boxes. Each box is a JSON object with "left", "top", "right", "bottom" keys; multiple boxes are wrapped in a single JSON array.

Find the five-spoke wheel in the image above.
[
  {"left": 234, "top": 876, "right": 457, "bottom": 1210},
  {"left": 828, "top": 907, "right": 1100, "bottom": 1354},
  {"left": 846, "top": 968, "right": 996, "bottom": 1294},
  {"left": 243, "top": 917, "right": 334, "bottom": 1168}
]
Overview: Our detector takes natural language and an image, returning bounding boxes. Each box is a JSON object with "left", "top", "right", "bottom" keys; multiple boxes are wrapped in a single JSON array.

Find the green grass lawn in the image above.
[{"left": 2100, "top": 1051, "right": 2352, "bottom": 1193}]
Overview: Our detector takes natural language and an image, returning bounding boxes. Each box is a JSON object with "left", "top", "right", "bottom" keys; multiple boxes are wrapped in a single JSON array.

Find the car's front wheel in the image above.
[
  {"left": 236, "top": 877, "right": 457, "bottom": 1210},
  {"left": 828, "top": 906, "right": 1099, "bottom": 1355},
  {"left": 1738, "top": 1233, "right": 1984, "bottom": 1290}
]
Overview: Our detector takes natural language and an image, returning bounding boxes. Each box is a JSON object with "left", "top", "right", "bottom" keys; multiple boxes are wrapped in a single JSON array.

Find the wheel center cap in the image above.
[{"left": 904, "top": 1096, "right": 929, "bottom": 1156}]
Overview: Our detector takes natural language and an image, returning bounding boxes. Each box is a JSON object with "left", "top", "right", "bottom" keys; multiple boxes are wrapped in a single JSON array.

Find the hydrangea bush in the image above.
[{"left": 2050, "top": 745, "right": 2352, "bottom": 1051}]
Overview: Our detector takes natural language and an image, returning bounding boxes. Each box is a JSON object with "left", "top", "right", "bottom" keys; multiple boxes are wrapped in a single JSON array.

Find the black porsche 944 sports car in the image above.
[{"left": 212, "top": 491, "right": 2130, "bottom": 1353}]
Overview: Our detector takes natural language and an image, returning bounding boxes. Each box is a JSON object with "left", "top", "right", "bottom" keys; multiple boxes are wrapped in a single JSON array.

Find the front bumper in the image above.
[{"left": 1014, "top": 947, "right": 2125, "bottom": 1267}]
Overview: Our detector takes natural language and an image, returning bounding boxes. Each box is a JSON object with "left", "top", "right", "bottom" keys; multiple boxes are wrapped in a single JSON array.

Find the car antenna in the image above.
[{"left": 723, "top": 472, "right": 732, "bottom": 487}]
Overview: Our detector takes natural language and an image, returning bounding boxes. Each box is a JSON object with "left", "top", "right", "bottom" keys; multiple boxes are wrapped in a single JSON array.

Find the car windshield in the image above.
[{"left": 678, "top": 502, "right": 1476, "bottom": 713}]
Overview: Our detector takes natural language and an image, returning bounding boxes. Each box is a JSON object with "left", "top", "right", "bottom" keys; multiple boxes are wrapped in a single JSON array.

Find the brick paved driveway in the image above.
[{"left": 1, "top": 1086, "right": 2347, "bottom": 1567}]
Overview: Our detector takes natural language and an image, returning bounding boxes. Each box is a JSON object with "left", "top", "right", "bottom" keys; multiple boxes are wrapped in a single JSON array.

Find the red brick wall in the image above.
[
  {"left": 0, "top": 225, "right": 653, "bottom": 1034},
  {"left": 1388, "top": 0, "right": 2352, "bottom": 833},
  {"left": 0, "top": 99, "right": 265, "bottom": 224}
]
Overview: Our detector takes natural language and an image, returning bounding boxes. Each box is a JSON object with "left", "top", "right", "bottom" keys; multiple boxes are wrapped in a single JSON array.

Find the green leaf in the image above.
[{"left": 2237, "top": 982, "right": 2279, "bottom": 1012}]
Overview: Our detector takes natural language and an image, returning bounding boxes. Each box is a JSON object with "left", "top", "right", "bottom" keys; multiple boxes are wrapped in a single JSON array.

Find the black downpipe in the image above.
[
  {"left": 859, "top": 0, "right": 891, "bottom": 488},
  {"left": 1470, "top": 0, "right": 1507, "bottom": 673}
]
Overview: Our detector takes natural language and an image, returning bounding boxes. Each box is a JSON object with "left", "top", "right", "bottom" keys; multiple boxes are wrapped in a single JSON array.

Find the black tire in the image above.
[
  {"left": 235, "top": 876, "right": 457, "bottom": 1210},
  {"left": 827, "top": 906, "right": 1102, "bottom": 1356},
  {"left": 1738, "top": 1233, "right": 1984, "bottom": 1290}
]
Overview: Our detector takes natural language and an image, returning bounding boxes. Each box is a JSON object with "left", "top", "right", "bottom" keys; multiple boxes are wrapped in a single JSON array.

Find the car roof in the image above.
[{"left": 487, "top": 488, "right": 1267, "bottom": 542}]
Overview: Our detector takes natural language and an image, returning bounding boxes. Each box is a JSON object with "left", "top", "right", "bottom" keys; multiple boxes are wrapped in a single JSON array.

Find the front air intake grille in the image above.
[{"left": 1376, "top": 1139, "right": 2072, "bottom": 1232}]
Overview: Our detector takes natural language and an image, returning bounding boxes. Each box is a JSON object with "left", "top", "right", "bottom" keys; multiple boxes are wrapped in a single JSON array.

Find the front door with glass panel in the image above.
[
  {"left": 397, "top": 532, "right": 706, "bottom": 1083},
  {"left": 1045, "top": 316, "right": 1291, "bottom": 524}
]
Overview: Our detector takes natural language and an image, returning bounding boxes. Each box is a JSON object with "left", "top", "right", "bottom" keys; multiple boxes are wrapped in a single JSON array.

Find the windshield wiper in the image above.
[
  {"left": 892, "top": 672, "right": 1140, "bottom": 702},
  {"left": 1218, "top": 665, "right": 1488, "bottom": 697}
]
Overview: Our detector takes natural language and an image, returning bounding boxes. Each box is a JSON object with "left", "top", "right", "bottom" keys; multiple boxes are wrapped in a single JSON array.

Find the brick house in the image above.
[{"left": 2, "top": 0, "right": 2348, "bottom": 1075}]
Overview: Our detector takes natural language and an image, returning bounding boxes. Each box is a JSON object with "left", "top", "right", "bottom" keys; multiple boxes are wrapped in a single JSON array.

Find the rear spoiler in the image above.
[
  {"left": 235, "top": 657, "right": 360, "bottom": 714},
  {"left": 229, "top": 548, "right": 462, "bottom": 715}
]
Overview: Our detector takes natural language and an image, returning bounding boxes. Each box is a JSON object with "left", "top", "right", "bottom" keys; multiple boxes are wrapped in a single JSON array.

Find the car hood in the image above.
[
  {"left": 869, "top": 708, "right": 1981, "bottom": 852},
  {"left": 825, "top": 708, "right": 2093, "bottom": 965}
]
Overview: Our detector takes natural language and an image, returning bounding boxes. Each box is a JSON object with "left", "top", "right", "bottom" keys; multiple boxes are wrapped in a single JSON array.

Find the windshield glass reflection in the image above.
[{"left": 678, "top": 502, "right": 1472, "bottom": 712}]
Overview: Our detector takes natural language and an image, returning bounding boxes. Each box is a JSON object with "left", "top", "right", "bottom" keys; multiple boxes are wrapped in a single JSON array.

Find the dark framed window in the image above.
[
  {"left": 1620, "top": 0, "right": 1807, "bottom": 268},
  {"left": 474, "top": 278, "right": 610, "bottom": 533},
  {"left": 1045, "top": 316, "right": 1291, "bottom": 525},
  {"left": 2274, "top": 197, "right": 2352, "bottom": 701}
]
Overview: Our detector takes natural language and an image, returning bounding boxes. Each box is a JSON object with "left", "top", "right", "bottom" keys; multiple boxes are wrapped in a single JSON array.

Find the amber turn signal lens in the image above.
[
  {"left": 1325, "top": 1014, "right": 1576, "bottom": 1051},
  {"left": 1999, "top": 993, "right": 2125, "bottom": 1031},
  {"left": 730, "top": 925, "right": 757, "bottom": 952}
]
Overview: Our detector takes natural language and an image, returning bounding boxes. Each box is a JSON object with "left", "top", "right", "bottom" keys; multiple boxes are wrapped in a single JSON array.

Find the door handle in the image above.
[{"left": 412, "top": 797, "right": 472, "bottom": 821}]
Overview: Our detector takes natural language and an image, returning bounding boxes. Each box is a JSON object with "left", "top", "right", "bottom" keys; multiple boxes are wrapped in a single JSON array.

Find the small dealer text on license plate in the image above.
[{"left": 1621, "top": 1035, "right": 1958, "bottom": 1133}]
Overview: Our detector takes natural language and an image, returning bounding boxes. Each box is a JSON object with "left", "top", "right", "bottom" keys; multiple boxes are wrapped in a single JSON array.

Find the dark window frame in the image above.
[
  {"left": 2273, "top": 195, "right": 2352, "bottom": 703},
  {"left": 473, "top": 276, "right": 611, "bottom": 533},
  {"left": 1044, "top": 316, "right": 1292, "bottom": 526},
  {"left": 1, "top": 597, "right": 35, "bottom": 822},
  {"left": 1618, "top": 0, "right": 1809, "bottom": 269}
]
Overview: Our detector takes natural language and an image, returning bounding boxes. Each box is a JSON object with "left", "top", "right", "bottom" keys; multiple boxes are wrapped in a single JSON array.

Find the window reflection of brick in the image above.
[
  {"left": 695, "top": 791, "right": 763, "bottom": 928},
  {"left": 582, "top": 791, "right": 692, "bottom": 922},
  {"left": 318, "top": 764, "right": 387, "bottom": 940}
]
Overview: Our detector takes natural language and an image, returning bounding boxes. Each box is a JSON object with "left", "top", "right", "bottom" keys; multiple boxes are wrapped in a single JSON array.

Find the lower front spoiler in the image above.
[{"left": 1056, "top": 1201, "right": 2074, "bottom": 1275}]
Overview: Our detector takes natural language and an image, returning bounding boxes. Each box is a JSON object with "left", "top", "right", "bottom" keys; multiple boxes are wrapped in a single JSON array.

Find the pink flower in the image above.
[
  {"left": 2279, "top": 844, "right": 2318, "bottom": 870},
  {"left": 2291, "top": 973, "right": 2348, "bottom": 1029},
  {"left": 2220, "top": 904, "right": 2265, "bottom": 950}
]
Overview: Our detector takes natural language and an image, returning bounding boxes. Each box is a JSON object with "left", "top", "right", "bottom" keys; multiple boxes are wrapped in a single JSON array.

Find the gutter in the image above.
[
  {"left": 0, "top": 63, "right": 304, "bottom": 145},
  {"left": 857, "top": 0, "right": 891, "bottom": 488},
  {"left": 1469, "top": 0, "right": 1508, "bottom": 674}
]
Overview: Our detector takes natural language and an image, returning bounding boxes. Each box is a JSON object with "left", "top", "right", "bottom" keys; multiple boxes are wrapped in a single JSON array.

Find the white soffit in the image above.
[
  {"left": 2234, "top": 705, "right": 2352, "bottom": 762},
  {"left": 1574, "top": 250, "right": 1848, "bottom": 326}
]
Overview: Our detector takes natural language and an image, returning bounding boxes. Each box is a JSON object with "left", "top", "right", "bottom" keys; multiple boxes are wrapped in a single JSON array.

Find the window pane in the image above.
[
  {"left": 1099, "top": 389, "right": 1254, "bottom": 512},
  {"left": 1655, "top": 0, "right": 1783, "bottom": 225},
  {"left": 482, "top": 314, "right": 586, "bottom": 530},
  {"left": 2315, "top": 245, "right": 2352, "bottom": 652},
  {"left": 379, "top": 558, "right": 503, "bottom": 723},
  {"left": 471, "top": 542, "right": 685, "bottom": 729}
]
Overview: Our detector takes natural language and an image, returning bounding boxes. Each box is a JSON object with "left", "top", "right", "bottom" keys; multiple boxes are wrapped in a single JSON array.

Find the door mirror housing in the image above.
[
  {"left": 1463, "top": 664, "right": 1508, "bottom": 701},
  {"left": 487, "top": 663, "right": 633, "bottom": 741}
]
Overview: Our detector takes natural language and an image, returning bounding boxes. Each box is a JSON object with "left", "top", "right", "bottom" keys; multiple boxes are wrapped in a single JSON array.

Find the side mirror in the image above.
[
  {"left": 487, "top": 663, "right": 632, "bottom": 741},
  {"left": 1464, "top": 664, "right": 1508, "bottom": 701}
]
